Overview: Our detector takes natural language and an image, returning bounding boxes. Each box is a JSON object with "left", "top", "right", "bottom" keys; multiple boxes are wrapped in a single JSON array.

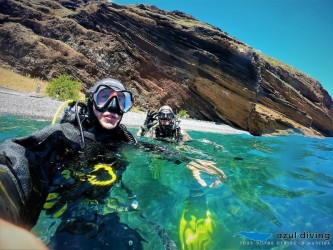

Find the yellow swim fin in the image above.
[{"left": 179, "top": 195, "right": 214, "bottom": 250}]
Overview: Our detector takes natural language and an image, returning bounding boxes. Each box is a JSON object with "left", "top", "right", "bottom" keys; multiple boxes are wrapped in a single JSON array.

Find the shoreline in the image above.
[{"left": 0, "top": 87, "right": 249, "bottom": 135}]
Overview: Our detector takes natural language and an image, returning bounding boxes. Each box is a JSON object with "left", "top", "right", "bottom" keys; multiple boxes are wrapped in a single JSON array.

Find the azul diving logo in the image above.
[{"left": 233, "top": 229, "right": 272, "bottom": 242}]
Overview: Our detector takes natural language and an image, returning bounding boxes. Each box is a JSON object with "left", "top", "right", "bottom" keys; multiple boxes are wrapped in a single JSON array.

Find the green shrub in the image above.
[
  {"left": 130, "top": 105, "right": 145, "bottom": 113},
  {"left": 177, "top": 109, "right": 190, "bottom": 118},
  {"left": 46, "top": 74, "right": 82, "bottom": 101}
]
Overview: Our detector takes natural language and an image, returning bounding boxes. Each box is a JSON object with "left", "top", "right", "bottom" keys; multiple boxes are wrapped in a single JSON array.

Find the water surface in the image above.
[{"left": 0, "top": 115, "right": 332, "bottom": 249}]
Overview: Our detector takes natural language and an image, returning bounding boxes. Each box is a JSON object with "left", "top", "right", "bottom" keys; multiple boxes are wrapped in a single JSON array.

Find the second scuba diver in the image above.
[
  {"left": 137, "top": 105, "right": 191, "bottom": 144},
  {"left": 137, "top": 105, "right": 227, "bottom": 187},
  {"left": 136, "top": 105, "right": 228, "bottom": 249}
]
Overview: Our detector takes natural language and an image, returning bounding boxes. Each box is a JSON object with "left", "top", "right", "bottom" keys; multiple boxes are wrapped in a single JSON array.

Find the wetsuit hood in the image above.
[{"left": 89, "top": 78, "right": 125, "bottom": 94}]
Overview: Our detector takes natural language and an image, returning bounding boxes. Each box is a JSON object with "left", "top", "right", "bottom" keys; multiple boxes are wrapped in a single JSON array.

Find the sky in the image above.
[{"left": 114, "top": 0, "right": 333, "bottom": 97}]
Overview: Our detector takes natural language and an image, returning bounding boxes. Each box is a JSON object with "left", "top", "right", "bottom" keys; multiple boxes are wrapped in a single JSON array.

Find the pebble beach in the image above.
[{"left": 0, "top": 87, "right": 249, "bottom": 135}]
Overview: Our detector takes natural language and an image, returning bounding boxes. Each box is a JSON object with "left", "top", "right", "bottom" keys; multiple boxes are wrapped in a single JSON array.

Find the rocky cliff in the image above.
[{"left": 0, "top": 0, "right": 332, "bottom": 136}]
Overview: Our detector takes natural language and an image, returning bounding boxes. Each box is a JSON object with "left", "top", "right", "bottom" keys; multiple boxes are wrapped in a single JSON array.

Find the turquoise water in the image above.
[{"left": 0, "top": 115, "right": 332, "bottom": 249}]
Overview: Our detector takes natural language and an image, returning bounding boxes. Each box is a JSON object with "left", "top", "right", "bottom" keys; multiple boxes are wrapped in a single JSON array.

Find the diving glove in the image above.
[{"left": 142, "top": 110, "right": 158, "bottom": 131}]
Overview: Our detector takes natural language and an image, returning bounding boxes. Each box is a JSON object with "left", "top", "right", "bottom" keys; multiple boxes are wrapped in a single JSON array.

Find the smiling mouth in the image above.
[
  {"left": 103, "top": 113, "right": 118, "bottom": 121},
  {"left": 103, "top": 112, "right": 118, "bottom": 118}
]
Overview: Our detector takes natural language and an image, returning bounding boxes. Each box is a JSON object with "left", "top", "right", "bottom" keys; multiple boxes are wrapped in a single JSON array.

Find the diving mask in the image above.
[
  {"left": 92, "top": 85, "right": 133, "bottom": 114},
  {"left": 158, "top": 110, "right": 175, "bottom": 121}
]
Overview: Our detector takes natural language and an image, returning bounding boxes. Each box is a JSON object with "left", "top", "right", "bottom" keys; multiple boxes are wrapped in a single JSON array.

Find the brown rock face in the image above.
[{"left": 0, "top": 0, "right": 332, "bottom": 136}]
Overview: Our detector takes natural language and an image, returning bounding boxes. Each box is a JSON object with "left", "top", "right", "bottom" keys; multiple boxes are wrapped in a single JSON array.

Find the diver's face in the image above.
[
  {"left": 160, "top": 118, "right": 171, "bottom": 126},
  {"left": 93, "top": 106, "right": 122, "bottom": 130}
]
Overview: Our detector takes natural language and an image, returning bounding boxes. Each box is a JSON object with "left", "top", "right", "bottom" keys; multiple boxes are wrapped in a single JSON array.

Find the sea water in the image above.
[{"left": 0, "top": 114, "right": 332, "bottom": 249}]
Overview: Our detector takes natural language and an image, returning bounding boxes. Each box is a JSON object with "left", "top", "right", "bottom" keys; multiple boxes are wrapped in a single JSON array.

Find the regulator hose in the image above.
[{"left": 51, "top": 100, "right": 74, "bottom": 125}]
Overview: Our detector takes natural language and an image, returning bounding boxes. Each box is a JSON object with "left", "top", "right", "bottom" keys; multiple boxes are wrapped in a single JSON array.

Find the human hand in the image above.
[
  {"left": 0, "top": 219, "right": 48, "bottom": 250},
  {"left": 186, "top": 159, "right": 227, "bottom": 187},
  {"left": 143, "top": 110, "right": 158, "bottom": 129}
]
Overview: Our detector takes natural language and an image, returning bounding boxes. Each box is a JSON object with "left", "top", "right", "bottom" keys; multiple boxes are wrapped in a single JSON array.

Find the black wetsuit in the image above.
[{"left": 0, "top": 121, "right": 136, "bottom": 229}]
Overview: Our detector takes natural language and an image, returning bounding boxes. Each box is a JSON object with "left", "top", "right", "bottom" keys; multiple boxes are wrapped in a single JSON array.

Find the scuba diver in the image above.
[
  {"left": 136, "top": 106, "right": 227, "bottom": 249},
  {"left": 137, "top": 105, "right": 226, "bottom": 187},
  {"left": 137, "top": 105, "right": 192, "bottom": 144},
  {"left": 0, "top": 78, "right": 143, "bottom": 248}
]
